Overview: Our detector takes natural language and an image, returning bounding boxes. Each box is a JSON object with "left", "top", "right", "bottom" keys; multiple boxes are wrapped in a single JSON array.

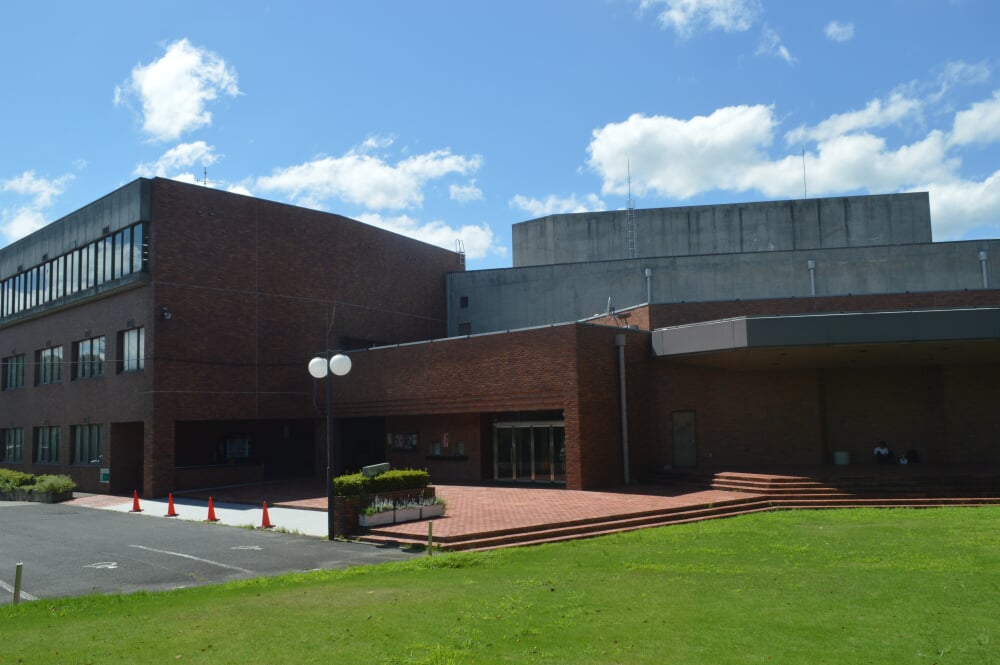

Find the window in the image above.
[
  {"left": 72, "top": 424, "right": 102, "bottom": 465},
  {"left": 34, "top": 427, "right": 59, "bottom": 464},
  {"left": 459, "top": 295, "right": 469, "bottom": 308},
  {"left": 119, "top": 327, "right": 145, "bottom": 372},
  {"left": 73, "top": 336, "right": 105, "bottom": 379},
  {"left": 36, "top": 346, "right": 63, "bottom": 385},
  {"left": 2, "top": 354, "right": 25, "bottom": 390},
  {"left": 458, "top": 322, "right": 472, "bottom": 335},
  {"left": 0, "top": 222, "right": 148, "bottom": 324},
  {"left": 2, "top": 428, "right": 24, "bottom": 463}
]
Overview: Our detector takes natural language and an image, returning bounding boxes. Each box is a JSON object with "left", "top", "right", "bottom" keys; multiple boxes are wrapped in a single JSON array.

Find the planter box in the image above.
[
  {"left": 394, "top": 507, "right": 421, "bottom": 523},
  {"left": 359, "top": 511, "right": 394, "bottom": 528},
  {"left": 420, "top": 504, "right": 445, "bottom": 519}
]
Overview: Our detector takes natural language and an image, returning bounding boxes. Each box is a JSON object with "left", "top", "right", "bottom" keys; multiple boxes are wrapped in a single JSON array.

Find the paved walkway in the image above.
[
  {"left": 64, "top": 494, "right": 332, "bottom": 537},
  {"left": 66, "top": 483, "right": 747, "bottom": 542}
]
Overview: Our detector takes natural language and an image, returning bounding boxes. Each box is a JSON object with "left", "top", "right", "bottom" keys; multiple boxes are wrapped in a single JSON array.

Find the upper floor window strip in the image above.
[{"left": 0, "top": 221, "right": 147, "bottom": 322}]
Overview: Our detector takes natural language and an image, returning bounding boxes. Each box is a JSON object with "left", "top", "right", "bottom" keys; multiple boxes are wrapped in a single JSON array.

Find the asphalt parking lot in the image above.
[{"left": 0, "top": 501, "right": 417, "bottom": 604}]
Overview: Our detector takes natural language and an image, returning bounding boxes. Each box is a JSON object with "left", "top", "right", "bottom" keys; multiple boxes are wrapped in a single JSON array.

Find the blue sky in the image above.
[{"left": 2, "top": 1, "right": 999, "bottom": 269}]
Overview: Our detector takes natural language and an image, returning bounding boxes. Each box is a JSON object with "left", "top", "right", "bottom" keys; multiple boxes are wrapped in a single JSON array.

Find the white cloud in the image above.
[
  {"left": 921, "top": 171, "right": 1000, "bottom": 239},
  {"left": 588, "top": 105, "right": 776, "bottom": 199},
  {"left": 929, "top": 60, "right": 991, "bottom": 103},
  {"left": 450, "top": 181, "right": 483, "bottom": 203},
  {"left": 641, "top": 0, "right": 761, "bottom": 36},
  {"left": 950, "top": 90, "right": 1000, "bottom": 147},
  {"left": 785, "top": 92, "right": 922, "bottom": 145},
  {"left": 134, "top": 141, "right": 219, "bottom": 177},
  {"left": 356, "top": 212, "right": 505, "bottom": 260},
  {"left": 0, "top": 171, "right": 74, "bottom": 244},
  {"left": 757, "top": 25, "right": 794, "bottom": 63},
  {"left": 115, "top": 38, "right": 240, "bottom": 142},
  {"left": 2, "top": 170, "right": 73, "bottom": 207},
  {"left": 824, "top": 21, "right": 854, "bottom": 43},
  {"left": 0, "top": 207, "right": 48, "bottom": 243},
  {"left": 509, "top": 193, "right": 607, "bottom": 217},
  {"left": 255, "top": 140, "right": 482, "bottom": 210},
  {"left": 586, "top": 84, "right": 1000, "bottom": 239}
]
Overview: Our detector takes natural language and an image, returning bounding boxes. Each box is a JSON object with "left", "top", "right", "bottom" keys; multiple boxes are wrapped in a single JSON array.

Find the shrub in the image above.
[
  {"left": 28, "top": 474, "right": 76, "bottom": 494},
  {"left": 332, "top": 468, "right": 430, "bottom": 496},
  {"left": 333, "top": 472, "right": 368, "bottom": 496},
  {"left": 368, "top": 469, "right": 429, "bottom": 494},
  {"left": 0, "top": 469, "right": 35, "bottom": 492}
]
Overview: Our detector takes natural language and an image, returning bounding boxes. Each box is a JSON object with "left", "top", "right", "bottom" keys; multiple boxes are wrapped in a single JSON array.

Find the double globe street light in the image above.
[{"left": 308, "top": 352, "right": 352, "bottom": 540}]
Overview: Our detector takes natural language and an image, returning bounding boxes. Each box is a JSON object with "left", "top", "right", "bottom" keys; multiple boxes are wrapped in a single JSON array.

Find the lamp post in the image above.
[{"left": 308, "top": 352, "right": 352, "bottom": 540}]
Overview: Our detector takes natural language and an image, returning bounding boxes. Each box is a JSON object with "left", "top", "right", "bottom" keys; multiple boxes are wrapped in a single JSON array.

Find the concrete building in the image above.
[
  {"left": 2, "top": 183, "right": 998, "bottom": 496},
  {"left": 448, "top": 193, "right": 994, "bottom": 335}
]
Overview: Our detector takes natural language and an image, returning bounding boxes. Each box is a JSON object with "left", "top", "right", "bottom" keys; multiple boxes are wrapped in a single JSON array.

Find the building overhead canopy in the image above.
[{"left": 651, "top": 307, "right": 1000, "bottom": 370}]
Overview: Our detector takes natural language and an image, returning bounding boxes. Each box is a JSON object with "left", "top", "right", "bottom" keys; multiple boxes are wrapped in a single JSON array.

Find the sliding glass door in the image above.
[{"left": 493, "top": 421, "right": 565, "bottom": 483}]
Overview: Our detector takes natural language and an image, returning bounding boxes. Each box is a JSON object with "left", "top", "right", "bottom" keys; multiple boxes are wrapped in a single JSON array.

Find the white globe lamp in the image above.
[{"left": 329, "top": 353, "right": 352, "bottom": 377}]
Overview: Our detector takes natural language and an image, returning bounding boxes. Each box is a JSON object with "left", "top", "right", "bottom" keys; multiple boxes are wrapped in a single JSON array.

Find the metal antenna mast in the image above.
[{"left": 626, "top": 161, "right": 637, "bottom": 259}]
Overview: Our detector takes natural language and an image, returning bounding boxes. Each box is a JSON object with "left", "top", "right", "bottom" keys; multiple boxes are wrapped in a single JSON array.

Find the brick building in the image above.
[
  {"left": 2, "top": 180, "right": 998, "bottom": 496},
  {"left": 0, "top": 178, "right": 460, "bottom": 496}
]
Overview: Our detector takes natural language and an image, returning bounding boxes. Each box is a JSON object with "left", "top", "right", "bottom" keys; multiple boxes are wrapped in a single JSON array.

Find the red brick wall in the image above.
[
  {"left": 382, "top": 413, "right": 483, "bottom": 484},
  {"left": 332, "top": 325, "right": 579, "bottom": 417},
  {"left": 655, "top": 363, "right": 824, "bottom": 468},
  {"left": 571, "top": 325, "right": 654, "bottom": 489},
  {"left": 0, "top": 284, "right": 153, "bottom": 493},
  {"left": 332, "top": 322, "right": 656, "bottom": 490}
]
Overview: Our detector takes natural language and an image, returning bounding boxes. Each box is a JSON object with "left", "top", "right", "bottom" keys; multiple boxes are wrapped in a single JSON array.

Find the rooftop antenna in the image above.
[
  {"left": 626, "top": 161, "right": 637, "bottom": 259},
  {"left": 801, "top": 147, "right": 807, "bottom": 199},
  {"left": 455, "top": 239, "right": 466, "bottom": 268},
  {"left": 201, "top": 167, "right": 224, "bottom": 188}
]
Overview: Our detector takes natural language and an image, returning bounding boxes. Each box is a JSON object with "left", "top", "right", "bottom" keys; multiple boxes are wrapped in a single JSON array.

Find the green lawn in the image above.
[{"left": 3, "top": 507, "right": 999, "bottom": 664}]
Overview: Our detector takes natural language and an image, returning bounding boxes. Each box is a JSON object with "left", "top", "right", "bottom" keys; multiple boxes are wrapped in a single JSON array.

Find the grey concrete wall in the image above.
[
  {"left": 0, "top": 179, "right": 150, "bottom": 276},
  {"left": 512, "top": 192, "right": 932, "bottom": 267},
  {"left": 449, "top": 239, "right": 998, "bottom": 335}
]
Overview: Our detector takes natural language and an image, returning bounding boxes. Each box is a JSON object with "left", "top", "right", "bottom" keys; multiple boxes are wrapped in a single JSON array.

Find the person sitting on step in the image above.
[{"left": 873, "top": 441, "right": 893, "bottom": 464}]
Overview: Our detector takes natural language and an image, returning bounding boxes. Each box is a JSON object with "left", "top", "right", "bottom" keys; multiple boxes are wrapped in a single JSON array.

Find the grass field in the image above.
[{"left": 2, "top": 507, "right": 999, "bottom": 664}]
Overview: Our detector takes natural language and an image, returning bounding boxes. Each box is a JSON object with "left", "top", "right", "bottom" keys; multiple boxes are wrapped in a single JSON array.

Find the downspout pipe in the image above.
[
  {"left": 979, "top": 250, "right": 989, "bottom": 289},
  {"left": 615, "top": 333, "right": 630, "bottom": 485},
  {"left": 807, "top": 259, "right": 816, "bottom": 296},
  {"left": 644, "top": 267, "right": 652, "bottom": 304}
]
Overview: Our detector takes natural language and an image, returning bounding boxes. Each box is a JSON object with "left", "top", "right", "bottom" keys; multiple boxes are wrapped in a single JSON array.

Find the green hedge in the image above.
[
  {"left": 0, "top": 469, "right": 76, "bottom": 495},
  {"left": 0, "top": 469, "right": 36, "bottom": 492},
  {"left": 332, "top": 468, "right": 429, "bottom": 496}
]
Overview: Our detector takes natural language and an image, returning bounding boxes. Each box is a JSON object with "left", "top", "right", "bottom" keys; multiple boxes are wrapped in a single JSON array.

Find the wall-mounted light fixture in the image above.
[{"left": 161, "top": 306, "right": 172, "bottom": 320}]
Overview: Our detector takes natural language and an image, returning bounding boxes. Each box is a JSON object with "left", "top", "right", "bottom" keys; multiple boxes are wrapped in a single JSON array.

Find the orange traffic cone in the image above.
[
  {"left": 259, "top": 501, "right": 274, "bottom": 529},
  {"left": 206, "top": 497, "right": 220, "bottom": 522},
  {"left": 130, "top": 490, "right": 143, "bottom": 513},
  {"left": 165, "top": 493, "right": 179, "bottom": 517}
]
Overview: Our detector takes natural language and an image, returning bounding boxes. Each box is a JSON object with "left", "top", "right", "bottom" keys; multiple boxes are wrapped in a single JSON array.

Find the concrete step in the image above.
[{"left": 359, "top": 497, "right": 773, "bottom": 551}]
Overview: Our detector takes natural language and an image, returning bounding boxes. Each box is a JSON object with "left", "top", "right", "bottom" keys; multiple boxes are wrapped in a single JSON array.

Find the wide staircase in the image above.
[
  {"left": 664, "top": 468, "right": 1000, "bottom": 508},
  {"left": 359, "top": 494, "right": 774, "bottom": 551},
  {"left": 357, "top": 468, "right": 1000, "bottom": 552}
]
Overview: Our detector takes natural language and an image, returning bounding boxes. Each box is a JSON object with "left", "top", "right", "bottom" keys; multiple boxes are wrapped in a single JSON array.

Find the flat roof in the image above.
[{"left": 652, "top": 307, "right": 1000, "bottom": 369}]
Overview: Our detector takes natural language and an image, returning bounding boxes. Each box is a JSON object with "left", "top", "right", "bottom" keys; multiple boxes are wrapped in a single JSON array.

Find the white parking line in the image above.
[
  {"left": 129, "top": 545, "right": 254, "bottom": 574},
  {"left": 0, "top": 578, "right": 39, "bottom": 602}
]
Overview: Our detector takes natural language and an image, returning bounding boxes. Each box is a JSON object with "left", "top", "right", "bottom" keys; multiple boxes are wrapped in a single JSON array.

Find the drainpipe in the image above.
[
  {"left": 807, "top": 259, "right": 816, "bottom": 296},
  {"left": 615, "top": 333, "right": 630, "bottom": 485},
  {"left": 979, "top": 250, "right": 989, "bottom": 288},
  {"left": 644, "top": 267, "right": 653, "bottom": 304}
]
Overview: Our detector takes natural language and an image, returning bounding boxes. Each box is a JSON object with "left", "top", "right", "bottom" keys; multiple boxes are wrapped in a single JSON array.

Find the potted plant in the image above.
[
  {"left": 420, "top": 495, "right": 446, "bottom": 519},
  {"left": 358, "top": 496, "right": 394, "bottom": 527},
  {"left": 393, "top": 499, "right": 422, "bottom": 523}
]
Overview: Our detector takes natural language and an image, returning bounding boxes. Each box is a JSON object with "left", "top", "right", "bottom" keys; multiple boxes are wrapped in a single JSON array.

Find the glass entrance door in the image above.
[{"left": 493, "top": 421, "right": 565, "bottom": 483}]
